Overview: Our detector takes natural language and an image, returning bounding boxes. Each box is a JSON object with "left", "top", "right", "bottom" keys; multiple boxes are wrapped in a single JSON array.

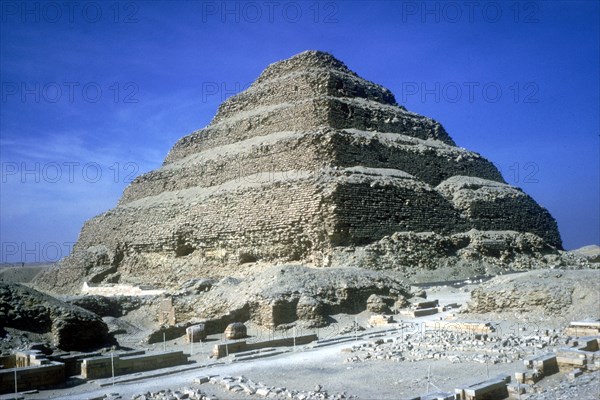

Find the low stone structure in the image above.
[
  {"left": 400, "top": 299, "right": 440, "bottom": 318},
  {"left": 454, "top": 374, "right": 510, "bottom": 400},
  {"left": 80, "top": 350, "right": 189, "bottom": 379},
  {"left": 556, "top": 346, "right": 599, "bottom": 371},
  {"left": 212, "top": 334, "right": 318, "bottom": 358},
  {"left": 186, "top": 324, "right": 207, "bottom": 342},
  {"left": 416, "top": 392, "right": 457, "bottom": 400},
  {"left": 225, "top": 322, "right": 247, "bottom": 340},
  {"left": 565, "top": 321, "right": 600, "bottom": 337},
  {"left": 0, "top": 362, "right": 65, "bottom": 394},
  {"left": 524, "top": 353, "right": 559, "bottom": 375}
]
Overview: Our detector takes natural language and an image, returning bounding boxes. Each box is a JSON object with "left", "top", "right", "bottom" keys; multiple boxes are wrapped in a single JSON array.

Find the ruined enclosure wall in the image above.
[
  {"left": 80, "top": 351, "right": 188, "bottom": 380},
  {"left": 0, "top": 363, "right": 65, "bottom": 394}
]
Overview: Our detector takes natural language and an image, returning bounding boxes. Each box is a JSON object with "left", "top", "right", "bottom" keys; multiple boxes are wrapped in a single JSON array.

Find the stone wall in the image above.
[
  {"left": 0, "top": 362, "right": 65, "bottom": 394},
  {"left": 212, "top": 334, "right": 318, "bottom": 358},
  {"left": 80, "top": 350, "right": 188, "bottom": 379}
]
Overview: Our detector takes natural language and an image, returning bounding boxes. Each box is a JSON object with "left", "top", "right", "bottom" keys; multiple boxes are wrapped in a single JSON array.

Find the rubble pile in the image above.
[
  {"left": 131, "top": 387, "right": 215, "bottom": 400},
  {"left": 344, "top": 323, "right": 564, "bottom": 365},
  {"left": 199, "top": 375, "right": 356, "bottom": 400}
]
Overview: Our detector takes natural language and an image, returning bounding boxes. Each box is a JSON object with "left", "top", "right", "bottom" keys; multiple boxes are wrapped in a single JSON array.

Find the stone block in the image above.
[
  {"left": 186, "top": 324, "right": 207, "bottom": 342},
  {"left": 456, "top": 375, "right": 509, "bottom": 400},
  {"left": 568, "top": 368, "right": 583, "bottom": 379},
  {"left": 369, "top": 315, "right": 393, "bottom": 326},
  {"left": 413, "top": 307, "right": 438, "bottom": 317},
  {"left": 194, "top": 376, "right": 210, "bottom": 384}
]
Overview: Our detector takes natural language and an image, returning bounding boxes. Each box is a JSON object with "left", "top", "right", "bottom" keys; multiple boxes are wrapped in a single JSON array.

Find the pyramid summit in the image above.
[{"left": 35, "top": 51, "right": 563, "bottom": 293}]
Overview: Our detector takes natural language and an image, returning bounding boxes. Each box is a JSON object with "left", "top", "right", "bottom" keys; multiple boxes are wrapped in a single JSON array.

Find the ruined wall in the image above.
[
  {"left": 80, "top": 351, "right": 188, "bottom": 379},
  {"left": 0, "top": 362, "right": 65, "bottom": 394}
]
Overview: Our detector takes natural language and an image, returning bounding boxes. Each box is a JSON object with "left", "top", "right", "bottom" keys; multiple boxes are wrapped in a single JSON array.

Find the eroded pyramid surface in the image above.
[{"left": 34, "top": 51, "right": 562, "bottom": 293}]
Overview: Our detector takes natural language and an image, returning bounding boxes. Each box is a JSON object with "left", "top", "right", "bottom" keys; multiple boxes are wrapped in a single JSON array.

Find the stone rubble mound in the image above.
[
  {"left": 0, "top": 282, "right": 112, "bottom": 351},
  {"left": 34, "top": 50, "right": 566, "bottom": 294},
  {"left": 466, "top": 269, "right": 600, "bottom": 318},
  {"left": 175, "top": 264, "right": 410, "bottom": 329},
  {"left": 344, "top": 323, "right": 564, "bottom": 365},
  {"left": 204, "top": 374, "right": 356, "bottom": 399}
]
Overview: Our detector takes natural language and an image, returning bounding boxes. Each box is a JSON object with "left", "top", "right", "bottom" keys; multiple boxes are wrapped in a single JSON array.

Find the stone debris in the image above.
[
  {"left": 454, "top": 374, "right": 510, "bottom": 400},
  {"left": 131, "top": 387, "right": 215, "bottom": 400},
  {"left": 524, "top": 369, "right": 600, "bottom": 399},
  {"left": 191, "top": 265, "right": 410, "bottom": 330},
  {"left": 366, "top": 294, "right": 394, "bottom": 313},
  {"left": 466, "top": 270, "right": 600, "bottom": 318},
  {"left": 202, "top": 375, "right": 356, "bottom": 400},
  {"left": 344, "top": 323, "right": 563, "bottom": 365}
]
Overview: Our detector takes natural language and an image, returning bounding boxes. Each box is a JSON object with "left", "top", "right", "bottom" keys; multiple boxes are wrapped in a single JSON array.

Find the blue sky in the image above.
[{"left": 1, "top": 1, "right": 598, "bottom": 263}]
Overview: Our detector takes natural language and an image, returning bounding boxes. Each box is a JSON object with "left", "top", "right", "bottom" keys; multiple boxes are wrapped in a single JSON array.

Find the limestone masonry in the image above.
[{"left": 35, "top": 51, "right": 563, "bottom": 292}]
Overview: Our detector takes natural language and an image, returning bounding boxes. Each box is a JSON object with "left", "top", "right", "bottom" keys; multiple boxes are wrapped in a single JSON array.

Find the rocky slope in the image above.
[
  {"left": 465, "top": 269, "right": 600, "bottom": 320},
  {"left": 0, "top": 283, "right": 112, "bottom": 351},
  {"left": 172, "top": 264, "right": 410, "bottom": 329}
]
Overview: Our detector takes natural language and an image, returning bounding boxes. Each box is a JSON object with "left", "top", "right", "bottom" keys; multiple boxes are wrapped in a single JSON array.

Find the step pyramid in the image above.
[{"left": 35, "top": 51, "right": 562, "bottom": 292}]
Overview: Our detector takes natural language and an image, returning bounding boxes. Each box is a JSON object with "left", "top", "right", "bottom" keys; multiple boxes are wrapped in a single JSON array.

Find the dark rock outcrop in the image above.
[{"left": 0, "top": 283, "right": 112, "bottom": 351}]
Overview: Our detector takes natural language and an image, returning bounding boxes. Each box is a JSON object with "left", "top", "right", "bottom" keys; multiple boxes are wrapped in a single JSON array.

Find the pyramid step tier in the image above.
[
  {"left": 127, "top": 129, "right": 500, "bottom": 205},
  {"left": 165, "top": 96, "right": 455, "bottom": 164}
]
